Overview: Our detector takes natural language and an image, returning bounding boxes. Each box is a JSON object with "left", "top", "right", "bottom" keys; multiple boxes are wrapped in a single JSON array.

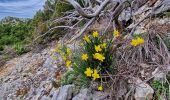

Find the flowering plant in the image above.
[
  {"left": 53, "top": 30, "right": 145, "bottom": 90},
  {"left": 71, "top": 31, "right": 116, "bottom": 90}
]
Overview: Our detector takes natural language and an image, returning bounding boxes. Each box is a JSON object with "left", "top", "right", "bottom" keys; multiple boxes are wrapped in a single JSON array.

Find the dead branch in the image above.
[
  {"left": 32, "top": 26, "right": 73, "bottom": 44},
  {"left": 65, "top": 0, "right": 110, "bottom": 18},
  {"left": 67, "top": 17, "right": 96, "bottom": 43}
]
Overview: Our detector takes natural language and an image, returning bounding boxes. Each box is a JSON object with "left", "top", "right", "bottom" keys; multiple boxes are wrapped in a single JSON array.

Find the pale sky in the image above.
[{"left": 0, "top": 0, "right": 46, "bottom": 19}]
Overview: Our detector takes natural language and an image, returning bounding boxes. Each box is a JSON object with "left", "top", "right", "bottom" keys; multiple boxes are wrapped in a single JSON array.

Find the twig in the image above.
[
  {"left": 32, "top": 26, "right": 73, "bottom": 43},
  {"left": 67, "top": 17, "right": 96, "bottom": 43}
]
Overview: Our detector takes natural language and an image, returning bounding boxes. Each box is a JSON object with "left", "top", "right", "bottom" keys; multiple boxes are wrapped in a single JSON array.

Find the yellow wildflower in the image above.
[
  {"left": 83, "top": 35, "right": 90, "bottom": 43},
  {"left": 137, "top": 37, "right": 144, "bottom": 44},
  {"left": 92, "top": 31, "right": 99, "bottom": 37},
  {"left": 93, "top": 53, "right": 105, "bottom": 62},
  {"left": 101, "top": 43, "right": 107, "bottom": 49},
  {"left": 130, "top": 39, "right": 138, "bottom": 46},
  {"left": 130, "top": 37, "right": 145, "bottom": 46},
  {"left": 92, "top": 69, "right": 100, "bottom": 80},
  {"left": 84, "top": 67, "right": 93, "bottom": 77},
  {"left": 95, "top": 45, "right": 102, "bottom": 52},
  {"left": 98, "top": 85, "right": 103, "bottom": 91},
  {"left": 67, "top": 48, "right": 71, "bottom": 56},
  {"left": 66, "top": 60, "right": 71, "bottom": 67},
  {"left": 82, "top": 53, "right": 88, "bottom": 61},
  {"left": 114, "top": 30, "right": 120, "bottom": 38}
]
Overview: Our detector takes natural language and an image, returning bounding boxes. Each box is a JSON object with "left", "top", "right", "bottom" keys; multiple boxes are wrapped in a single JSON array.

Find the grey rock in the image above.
[
  {"left": 72, "top": 89, "right": 91, "bottom": 100},
  {"left": 55, "top": 85, "right": 74, "bottom": 100},
  {"left": 41, "top": 96, "right": 50, "bottom": 100},
  {"left": 51, "top": 90, "right": 59, "bottom": 100},
  {"left": 43, "top": 56, "right": 54, "bottom": 68},
  {"left": 153, "top": 0, "right": 170, "bottom": 15},
  {"left": 73, "top": 88, "right": 111, "bottom": 100},
  {"left": 152, "top": 68, "right": 166, "bottom": 82},
  {"left": 134, "top": 78, "right": 154, "bottom": 100},
  {"left": 92, "top": 91, "right": 110, "bottom": 100},
  {"left": 0, "top": 48, "right": 58, "bottom": 100}
]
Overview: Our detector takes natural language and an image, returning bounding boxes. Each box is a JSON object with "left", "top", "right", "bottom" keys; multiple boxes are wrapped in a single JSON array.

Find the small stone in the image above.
[
  {"left": 152, "top": 68, "right": 166, "bottom": 82},
  {"left": 134, "top": 78, "right": 154, "bottom": 100}
]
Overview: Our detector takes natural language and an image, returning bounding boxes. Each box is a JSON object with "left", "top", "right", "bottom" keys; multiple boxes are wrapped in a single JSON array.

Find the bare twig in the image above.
[
  {"left": 67, "top": 17, "right": 96, "bottom": 43},
  {"left": 33, "top": 26, "right": 73, "bottom": 43}
]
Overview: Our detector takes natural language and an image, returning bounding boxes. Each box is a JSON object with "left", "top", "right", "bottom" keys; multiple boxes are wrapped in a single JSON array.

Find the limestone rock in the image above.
[
  {"left": 54, "top": 85, "right": 75, "bottom": 100},
  {"left": 73, "top": 88, "right": 111, "bottom": 100},
  {"left": 72, "top": 89, "right": 91, "bottom": 100},
  {"left": 134, "top": 78, "right": 154, "bottom": 100},
  {"left": 152, "top": 68, "right": 166, "bottom": 82},
  {"left": 51, "top": 90, "right": 59, "bottom": 100}
]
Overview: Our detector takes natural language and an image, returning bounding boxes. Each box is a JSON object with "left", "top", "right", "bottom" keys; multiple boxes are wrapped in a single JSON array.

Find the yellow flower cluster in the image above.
[
  {"left": 82, "top": 53, "right": 88, "bottom": 61},
  {"left": 53, "top": 45, "right": 72, "bottom": 68},
  {"left": 66, "top": 60, "right": 71, "bottom": 67},
  {"left": 95, "top": 45, "right": 102, "bottom": 52},
  {"left": 81, "top": 31, "right": 110, "bottom": 90},
  {"left": 83, "top": 31, "right": 99, "bottom": 43},
  {"left": 92, "top": 31, "right": 99, "bottom": 37},
  {"left": 92, "top": 70, "right": 100, "bottom": 80},
  {"left": 98, "top": 85, "right": 103, "bottom": 91},
  {"left": 93, "top": 53, "right": 105, "bottom": 62},
  {"left": 67, "top": 48, "right": 71, "bottom": 57},
  {"left": 83, "top": 35, "right": 90, "bottom": 43},
  {"left": 84, "top": 67, "right": 93, "bottom": 77},
  {"left": 84, "top": 67, "right": 100, "bottom": 80},
  {"left": 101, "top": 43, "right": 107, "bottom": 49},
  {"left": 113, "top": 29, "right": 120, "bottom": 38},
  {"left": 130, "top": 37, "right": 145, "bottom": 46}
]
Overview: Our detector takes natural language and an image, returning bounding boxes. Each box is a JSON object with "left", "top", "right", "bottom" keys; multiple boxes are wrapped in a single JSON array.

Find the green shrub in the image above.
[
  {"left": 71, "top": 31, "right": 116, "bottom": 87},
  {"left": 60, "top": 70, "right": 76, "bottom": 85},
  {"left": 0, "top": 45, "right": 4, "bottom": 51},
  {"left": 151, "top": 75, "right": 170, "bottom": 99},
  {"left": 0, "top": 35, "right": 19, "bottom": 45},
  {"left": 14, "top": 43, "right": 27, "bottom": 55},
  {"left": 53, "top": 29, "right": 146, "bottom": 90},
  {"left": 163, "top": 36, "right": 170, "bottom": 49},
  {"left": 53, "top": 31, "right": 117, "bottom": 89},
  {"left": 52, "top": 2, "right": 73, "bottom": 18}
]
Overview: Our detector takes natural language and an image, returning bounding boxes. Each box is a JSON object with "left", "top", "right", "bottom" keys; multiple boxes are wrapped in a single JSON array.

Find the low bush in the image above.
[
  {"left": 13, "top": 43, "right": 27, "bottom": 55},
  {"left": 152, "top": 75, "right": 170, "bottom": 99}
]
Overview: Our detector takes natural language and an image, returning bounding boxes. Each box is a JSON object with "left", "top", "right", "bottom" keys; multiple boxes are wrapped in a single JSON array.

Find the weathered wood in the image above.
[{"left": 65, "top": 0, "right": 110, "bottom": 18}]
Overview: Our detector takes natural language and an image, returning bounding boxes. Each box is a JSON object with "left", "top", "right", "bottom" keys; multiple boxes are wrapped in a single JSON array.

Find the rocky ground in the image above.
[
  {"left": 0, "top": 43, "right": 111, "bottom": 100},
  {"left": 0, "top": 48, "right": 55, "bottom": 99},
  {"left": 0, "top": 0, "right": 170, "bottom": 99}
]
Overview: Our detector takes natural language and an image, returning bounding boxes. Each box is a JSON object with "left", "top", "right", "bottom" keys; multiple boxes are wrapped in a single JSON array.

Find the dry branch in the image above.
[{"left": 65, "top": 0, "right": 110, "bottom": 18}]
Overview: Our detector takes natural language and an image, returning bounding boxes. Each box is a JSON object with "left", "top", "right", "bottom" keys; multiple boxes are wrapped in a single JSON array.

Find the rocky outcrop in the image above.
[{"left": 0, "top": 48, "right": 60, "bottom": 100}]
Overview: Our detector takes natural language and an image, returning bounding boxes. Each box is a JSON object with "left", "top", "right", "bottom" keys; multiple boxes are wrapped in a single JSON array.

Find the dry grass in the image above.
[{"left": 101, "top": 30, "right": 170, "bottom": 99}]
